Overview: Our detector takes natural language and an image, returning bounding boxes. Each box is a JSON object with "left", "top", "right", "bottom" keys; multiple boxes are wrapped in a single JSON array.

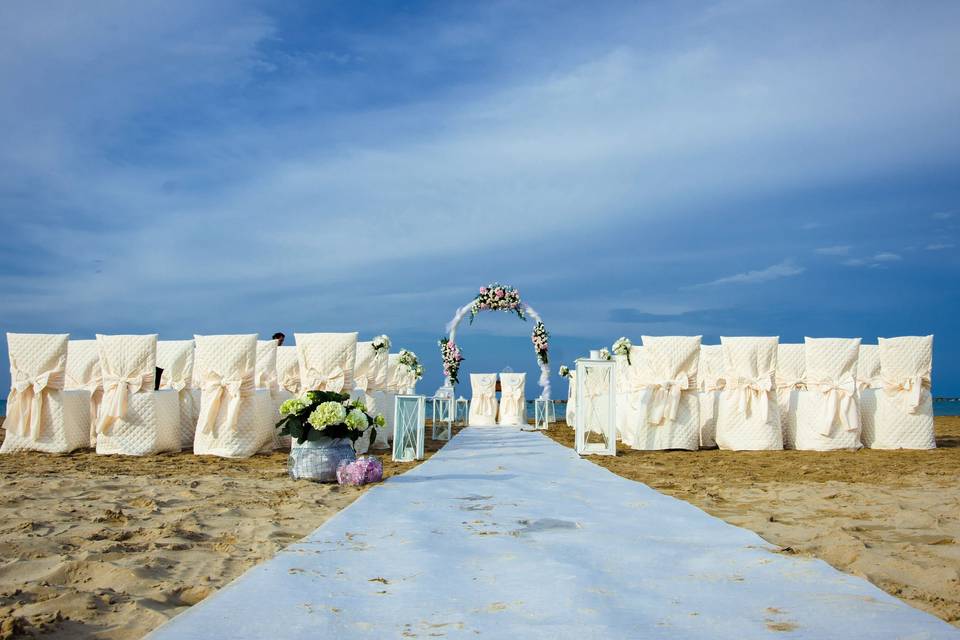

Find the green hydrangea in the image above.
[
  {"left": 374, "top": 414, "right": 385, "bottom": 427},
  {"left": 279, "top": 398, "right": 306, "bottom": 416},
  {"left": 351, "top": 398, "right": 367, "bottom": 412},
  {"left": 345, "top": 408, "right": 369, "bottom": 431},
  {"left": 307, "top": 401, "right": 347, "bottom": 430}
]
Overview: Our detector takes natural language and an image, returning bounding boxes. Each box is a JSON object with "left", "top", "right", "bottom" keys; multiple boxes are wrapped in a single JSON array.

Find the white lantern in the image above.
[
  {"left": 393, "top": 395, "right": 425, "bottom": 462},
  {"left": 455, "top": 396, "right": 469, "bottom": 426},
  {"left": 575, "top": 358, "right": 616, "bottom": 456},
  {"left": 431, "top": 395, "right": 453, "bottom": 441},
  {"left": 534, "top": 398, "right": 554, "bottom": 430}
]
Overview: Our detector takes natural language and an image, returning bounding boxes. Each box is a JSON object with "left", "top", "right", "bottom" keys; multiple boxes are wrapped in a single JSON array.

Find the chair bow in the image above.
[
  {"left": 302, "top": 366, "right": 345, "bottom": 393},
  {"left": 353, "top": 374, "right": 370, "bottom": 394},
  {"left": 7, "top": 368, "right": 64, "bottom": 440},
  {"left": 640, "top": 375, "right": 690, "bottom": 425},
  {"left": 279, "top": 373, "right": 301, "bottom": 395},
  {"left": 501, "top": 381, "right": 523, "bottom": 417},
  {"left": 729, "top": 374, "right": 774, "bottom": 423},
  {"left": 812, "top": 374, "right": 859, "bottom": 435},
  {"left": 698, "top": 376, "right": 725, "bottom": 422},
  {"left": 882, "top": 374, "right": 929, "bottom": 413},
  {"left": 255, "top": 370, "right": 278, "bottom": 392},
  {"left": 98, "top": 371, "right": 154, "bottom": 434},
  {"left": 167, "top": 377, "right": 189, "bottom": 393},
  {"left": 474, "top": 378, "right": 497, "bottom": 416},
  {"left": 776, "top": 377, "right": 806, "bottom": 391},
  {"left": 197, "top": 370, "right": 254, "bottom": 435}
]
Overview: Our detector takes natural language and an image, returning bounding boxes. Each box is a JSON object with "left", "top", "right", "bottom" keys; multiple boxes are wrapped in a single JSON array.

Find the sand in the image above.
[
  {"left": 545, "top": 416, "right": 960, "bottom": 627},
  {"left": 0, "top": 419, "right": 462, "bottom": 639}
]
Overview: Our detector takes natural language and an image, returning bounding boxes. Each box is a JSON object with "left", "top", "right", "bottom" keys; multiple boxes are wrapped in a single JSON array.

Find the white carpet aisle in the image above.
[{"left": 147, "top": 427, "right": 959, "bottom": 639}]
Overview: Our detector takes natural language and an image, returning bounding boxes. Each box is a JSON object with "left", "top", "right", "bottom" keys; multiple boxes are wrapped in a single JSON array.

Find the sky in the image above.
[{"left": 1, "top": 0, "right": 959, "bottom": 398}]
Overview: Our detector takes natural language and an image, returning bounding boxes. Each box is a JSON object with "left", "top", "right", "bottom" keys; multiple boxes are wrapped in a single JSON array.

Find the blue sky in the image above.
[{"left": 1, "top": 0, "right": 958, "bottom": 398}]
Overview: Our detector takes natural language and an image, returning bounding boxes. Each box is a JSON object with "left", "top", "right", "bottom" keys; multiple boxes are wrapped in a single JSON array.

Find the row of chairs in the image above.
[
  {"left": 2, "top": 332, "right": 418, "bottom": 457},
  {"left": 467, "top": 372, "right": 526, "bottom": 426},
  {"left": 567, "top": 335, "right": 934, "bottom": 450}
]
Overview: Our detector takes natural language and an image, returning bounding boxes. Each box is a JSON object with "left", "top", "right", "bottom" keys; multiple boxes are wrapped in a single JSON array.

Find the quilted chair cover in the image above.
[
  {"left": 498, "top": 372, "right": 526, "bottom": 426},
  {"left": 65, "top": 339, "right": 103, "bottom": 447},
  {"left": 697, "top": 345, "right": 724, "bottom": 449},
  {"left": 2, "top": 333, "right": 88, "bottom": 454},
  {"left": 614, "top": 347, "right": 645, "bottom": 447},
  {"left": 796, "top": 338, "right": 862, "bottom": 450},
  {"left": 628, "top": 336, "right": 701, "bottom": 451},
  {"left": 255, "top": 339, "right": 284, "bottom": 451},
  {"left": 393, "top": 362, "right": 417, "bottom": 395},
  {"left": 95, "top": 334, "right": 180, "bottom": 456},
  {"left": 157, "top": 340, "right": 200, "bottom": 449},
  {"left": 874, "top": 335, "right": 935, "bottom": 449},
  {"left": 370, "top": 347, "right": 389, "bottom": 392},
  {"left": 565, "top": 370, "right": 577, "bottom": 429},
  {"left": 274, "top": 345, "right": 300, "bottom": 449},
  {"left": 353, "top": 342, "right": 377, "bottom": 395},
  {"left": 716, "top": 337, "right": 782, "bottom": 451},
  {"left": 295, "top": 332, "right": 358, "bottom": 394},
  {"left": 857, "top": 345, "right": 881, "bottom": 448},
  {"left": 776, "top": 344, "right": 805, "bottom": 450},
  {"left": 193, "top": 334, "right": 274, "bottom": 458},
  {"left": 468, "top": 374, "right": 498, "bottom": 426}
]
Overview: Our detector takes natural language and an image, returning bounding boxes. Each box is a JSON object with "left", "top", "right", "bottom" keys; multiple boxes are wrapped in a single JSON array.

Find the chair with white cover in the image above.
[
  {"left": 776, "top": 344, "right": 805, "bottom": 450},
  {"left": 193, "top": 334, "right": 274, "bottom": 458},
  {"left": 616, "top": 347, "right": 646, "bottom": 447},
  {"left": 276, "top": 345, "right": 300, "bottom": 404},
  {"left": 295, "top": 332, "right": 358, "bottom": 395},
  {"left": 874, "top": 335, "right": 935, "bottom": 449},
  {"left": 255, "top": 339, "right": 282, "bottom": 451},
  {"left": 498, "top": 372, "right": 526, "bottom": 426},
  {"left": 564, "top": 370, "right": 577, "bottom": 428},
  {"left": 1, "top": 333, "right": 89, "bottom": 454},
  {"left": 468, "top": 374, "right": 498, "bottom": 426},
  {"left": 157, "top": 339, "right": 201, "bottom": 449},
  {"left": 394, "top": 362, "right": 417, "bottom": 395},
  {"left": 628, "top": 336, "right": 701, "bottom": 450},
  {"left": 857, "top": 344, "right": 881, "bottom": 448},
  {"left": 614, "top": 352, "right": 636, "bottom": 444},
  {"left": 65, "top": 339, "right": 103, "bottom": 447},
  {"left": 367, "top": 346, "right": 391, "bottom": 449},
  {"left": 697, "top": 345, "right": 724, "bottom": 449},
  {"left": 715, "top": 337, "right": 782, "bottom": 451},
  {"left": 795, "top": 337, "right": 862, "bottom": 451},
  {"left": 95, "top": 334, "right": 180, "bottom": 456},
  {"left": 351, "top": 341, "right": 378, "bottom": 453}
]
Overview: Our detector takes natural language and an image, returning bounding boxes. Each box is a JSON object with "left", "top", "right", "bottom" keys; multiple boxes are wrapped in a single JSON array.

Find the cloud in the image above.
[
  {"left": 926, "top": 242, "right": 955, "bottom": 250},
  {"left": 815, "top": 245, "right": 851, "bottom": 256},
  {"left": 843, "top": 252, "right": 903, "bottom": 267},
  {"left": 689, "top": 260, "right": 805, "bottom": 288},
  {"left": 932, "top": 211, "right": 955, "bottom": 220}
]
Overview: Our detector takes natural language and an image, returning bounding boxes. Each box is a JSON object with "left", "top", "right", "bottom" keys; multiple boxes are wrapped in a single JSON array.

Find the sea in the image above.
[{"left": 1, "top": 399, "right": 958, "bottom": 420}]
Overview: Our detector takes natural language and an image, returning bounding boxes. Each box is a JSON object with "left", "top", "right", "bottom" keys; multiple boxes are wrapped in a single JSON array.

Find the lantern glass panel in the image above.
[{"left": 393, "top": 395, "right": 425, "bottom": 462}]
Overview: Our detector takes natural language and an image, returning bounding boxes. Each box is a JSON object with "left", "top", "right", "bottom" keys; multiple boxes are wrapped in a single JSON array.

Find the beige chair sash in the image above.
[
  {"left": 881, "top": 374, "right": 930, "bottom": 413},
  {"left": 698, "top": 376, "right": 725, "bottom": 422},
  {"left": 302, "top": 366, "right": 345, "bottom": 393},
  {"left": 197, "top": 371, "right": 255, "bottom": 435},
  {"left": 500, "top": 380, "right": 523, "bottom": 416},
  {"left": 810, "top": 374, "right": 858, "bottom": 435},
  {"left": 638, "top": 374, "right": 691, "bottom": 425},
  {"left": 67, "top": 371, "right": 104, "bottom": 425},
  {"left": 776, "top": 377, "right": 806, "bottom": 391},
  {"left": 279, "top": 374, "right": 300, "bottom": 395},
  {"left": 7, "top": 368, "right": 65, "bottom": 440},
  {"left": 255, "top": 370, "right": 278, "bottom": 392},
  {"left": 98, "top": 371, "right": 155, "bottom": 434},
  {"left": 728, "top": 374, "right": 774, "bottom": 423}
]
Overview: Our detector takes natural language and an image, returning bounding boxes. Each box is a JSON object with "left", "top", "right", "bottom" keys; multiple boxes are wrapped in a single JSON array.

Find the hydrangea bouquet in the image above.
[
  {"left": 398, "top": 349, "right": 424, "bottom": 380},
  {"left": 439, "top": 337, "right": 464, "bottom": 385},
  {"left": 531, "top": 321, "right": 549, "bottom": 365},
  {"left": 558, "top": 365, "right": 572, "bottom": 378},
  {"left": 612, "top": 337, "right": 632, "bottom": 365},
  {"left": 371, "top": 334, "right": 391, "bottom": 354},
  {"left": 470, "top": 283, "right": 524, "bottom": 323},
  {"left": 277, "top": 391, "right": 384, "bottom": 445},
  {"left": 599, "top": 347, "right": 612, "bottom": 361}
]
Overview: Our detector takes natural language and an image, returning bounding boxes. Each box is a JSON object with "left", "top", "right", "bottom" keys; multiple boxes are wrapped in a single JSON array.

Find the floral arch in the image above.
[{"left": 440, "top": 283, "right": 551, "bottom": 399}]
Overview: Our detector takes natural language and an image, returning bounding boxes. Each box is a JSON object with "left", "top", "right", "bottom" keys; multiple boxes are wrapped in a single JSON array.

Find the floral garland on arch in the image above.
[
  {"left": 470, "top": 283, "right": 524, "bottom": 323},
  {"left": 439, "top": 337, "right": 464, "bottom": 385},
  {"left": 442, "top": 283, "right": 552, "bottom": 400}
]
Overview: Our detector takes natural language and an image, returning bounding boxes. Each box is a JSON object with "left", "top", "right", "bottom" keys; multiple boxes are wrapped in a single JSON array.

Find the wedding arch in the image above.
[{"left": 440, "top": 283, "right": 551, "bottom": 399}]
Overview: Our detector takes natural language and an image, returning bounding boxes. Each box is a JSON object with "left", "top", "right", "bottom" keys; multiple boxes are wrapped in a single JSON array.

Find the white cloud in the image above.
[
  {"left": 926, "top": 242, "right": 955, "bottom": 250},
  {"left": 873, "top": 252, "right": 902, "bottom": 262},
  {"left": 932, "top": 211, "right": 955, "bottom": 220},
  {"left": 843, "top": 252, "right": 903, "bottom": 267},
  {"left": 815, "top": 245, "right": 851, "bottom": 256},
  {"left": 690, "top": 260, "right": 805, "bottom": 288}
]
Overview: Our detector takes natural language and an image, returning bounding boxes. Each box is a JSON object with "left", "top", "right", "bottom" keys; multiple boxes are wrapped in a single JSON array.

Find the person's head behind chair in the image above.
[{"left": 272, "top": 332, "right": 285, "bottom": 346}]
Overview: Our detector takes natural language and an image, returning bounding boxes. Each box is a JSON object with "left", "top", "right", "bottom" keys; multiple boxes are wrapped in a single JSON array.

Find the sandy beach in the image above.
[
  {"left": 0, "top": 419, "right": 461, "bottom": 639},
  {"left": 547, "top": 416, "right": 960, "bottom": 627}
]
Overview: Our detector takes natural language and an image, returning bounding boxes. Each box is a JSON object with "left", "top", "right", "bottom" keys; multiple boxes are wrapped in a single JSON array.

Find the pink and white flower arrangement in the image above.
[
  {"left": 439, "top": 337, "right": 464, "bottom": 385},
  {"left": 531, "top": 321, "right": 549, "bottom": 365},
  {"left": 470, "top": 282, "right": 524, "bottom": 322},
  {"left": 336, "top": 456, "right": 383, "bottom": 486}
]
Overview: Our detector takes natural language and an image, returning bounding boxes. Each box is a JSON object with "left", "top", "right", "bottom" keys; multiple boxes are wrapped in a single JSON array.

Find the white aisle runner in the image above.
[{"left": 148, "top": 427, "right": 958, "bottom": 639}]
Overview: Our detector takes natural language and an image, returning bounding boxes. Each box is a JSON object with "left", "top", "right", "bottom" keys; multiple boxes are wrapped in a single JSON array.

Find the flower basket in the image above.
[{"left": 289, "top": 437, "right": 356, "bottom": 482}]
